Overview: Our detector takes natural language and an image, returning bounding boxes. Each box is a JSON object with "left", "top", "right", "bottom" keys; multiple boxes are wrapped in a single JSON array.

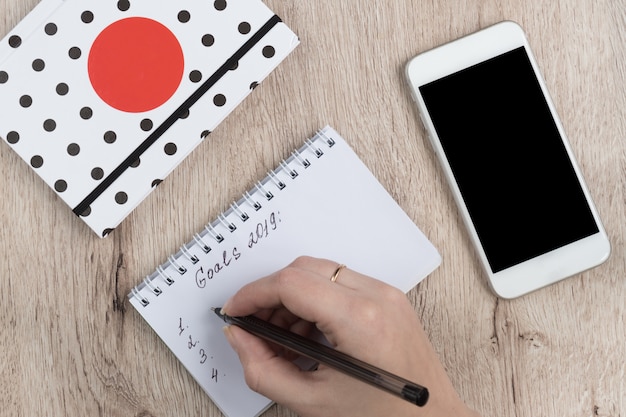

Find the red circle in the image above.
[{"left": 88, "top": 17, "right": 184, "bottom": 113}]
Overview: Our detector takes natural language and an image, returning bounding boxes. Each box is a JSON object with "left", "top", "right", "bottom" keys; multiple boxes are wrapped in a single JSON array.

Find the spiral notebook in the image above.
[{"left": 128, "top": 126, "right": 441, "bottom": 417}]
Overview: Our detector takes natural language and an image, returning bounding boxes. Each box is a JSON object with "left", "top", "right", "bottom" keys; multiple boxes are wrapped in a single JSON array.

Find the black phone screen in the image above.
[{"left": 419, "top": 46, "right": 599, "bottom": 273}]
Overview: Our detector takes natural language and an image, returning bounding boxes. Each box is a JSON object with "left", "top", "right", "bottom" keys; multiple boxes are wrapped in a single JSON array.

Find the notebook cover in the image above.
[{"left": 0, "top": 0, "right": 299, "bottom": 237}]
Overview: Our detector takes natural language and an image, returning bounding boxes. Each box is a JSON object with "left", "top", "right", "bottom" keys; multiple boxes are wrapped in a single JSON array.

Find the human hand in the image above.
[{"left": 221, "top": 256, "right": 479, "bottom": 417}]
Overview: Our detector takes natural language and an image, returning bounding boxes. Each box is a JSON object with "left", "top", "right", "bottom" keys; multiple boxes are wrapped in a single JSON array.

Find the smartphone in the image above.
[{"left": 405, "top": 21, "right": 610, "bottom": 298}]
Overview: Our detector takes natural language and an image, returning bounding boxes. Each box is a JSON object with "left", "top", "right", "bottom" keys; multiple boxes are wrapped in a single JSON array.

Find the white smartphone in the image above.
[{"left": 405, "top": 21, "right": 610, "bottom": 298}]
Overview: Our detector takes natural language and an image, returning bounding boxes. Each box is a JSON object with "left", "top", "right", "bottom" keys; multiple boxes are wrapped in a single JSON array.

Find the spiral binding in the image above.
[
  {"left": 230, "top": 202, "right": 250, "bottom": 222},
  {"left": 204, "top": 224, "right": 224, "bottom": 243},
  {"left": 218, "top": 213, "right": 237, "bottom": 232},
  {"left": 243, "top": 191, "right": 263, "bottom": 211},
  {"left": 255, "top": 181, "right": 274, "bottom": 200},
  {"left": 267, "top": 170, "right": 286, "bottom": 190},
  {"left": 180, "top": 245, "right": 199, "bottom": 264},
  {"left": 143, "top": 276, "right": 163, "bottom": 296},
  {"left": 192, "top": 233, "right": 212, "bottom": 254},
  {"left": 130, "top": 127, "right": 337, "bottom": 306},
  {"left": 279, "top": 160, "right": 298, "bottom": 179},
  {"left": 291, "top": 150, "right": 310, "bottom": 169},
  {"left": 156, "top": 265, "right": 175, "bottom": 285}
]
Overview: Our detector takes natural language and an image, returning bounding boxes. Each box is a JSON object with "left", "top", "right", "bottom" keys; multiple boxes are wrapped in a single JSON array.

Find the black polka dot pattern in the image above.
[
  {"left": 213, "top": 94, "right": 226, "bottom": 107},
  {"left": 262, "top": 46, "right": 275, "bottom": 58},
  {"left": 140, "top": 119, "right": 153, "bottom": 131},
  {"left": 45, "top": 23, "right": 58, "bottom": 36},
  {"left": 81, "top": 11, "right": 94, "bottom": 23},
  {"left": 43, "top": 119, "right": 56, "bottom": 132},
  {"left": 56, "top": 83, "right": 69, "bottom": 95},
  {"left": 54, "top": 180, "right": 67, "bottom": 192},
  {"left": 80, "top": 107, "right": 93, "bottom": 119},
  {"left": 238, "top": 22, "right": 251, "bottom": 34},
  {"left": 214, "top": 0, "right": 227, "bottom": 11},
  {"left": 117, "top": 1, "right": 130, "bottom": 12},
  {"left": 178, "top": 10, "right": 190, "bottom": 23},
  {"left": 7, "top": 131, "right": 20, "bottom": 144},
  {"left": 67, "top": 143, "right": 80, "bottom": 156},
  {"left": 0, "top": 0, "right": 289, "bottom": 237},
  {"left": 19, "top": 95, "right": 32, "bottom": 108},
  {"left": 30, "top": 155, "right": 43, "bottom": 168},
  {"left": 32, "top": 59, "right": 45, "bottom": 71},
  {"left": 8, "top": 35, "right": 21, "bottom": 48},
  {"left": 164, "top": 143, "right": 177, "bottom": 155},
  {"left": 202, "top": 34, "right": 214, "bottom": 47},
  {"left": 104, "top": 131, "right": 117, "bottom": 144},
  {"left": 115, "top": 192, "right": 128, "bottom": 204},
  {"left": 91, "top": 167, "right": 104, "bottom": 180},
  {"left": 68, "top": 47, "right": 82, "bottom": 59},
  {"left": 189, "top": 70, "right": 202, "bottom": 83}
]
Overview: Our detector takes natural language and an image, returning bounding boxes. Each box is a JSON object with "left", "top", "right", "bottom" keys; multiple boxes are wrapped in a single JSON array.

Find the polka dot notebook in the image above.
[
  {"left": 128, "top": 126, "right": 442, "bottom": 417},
  {"left": 0, "top": 0, "right": 299, "bottom": 237}
]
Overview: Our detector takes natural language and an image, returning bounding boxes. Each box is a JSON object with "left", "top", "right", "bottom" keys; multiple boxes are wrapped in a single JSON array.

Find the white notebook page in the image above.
[{"left": 128, "top": 126, "right": 441, "bottom": 417}]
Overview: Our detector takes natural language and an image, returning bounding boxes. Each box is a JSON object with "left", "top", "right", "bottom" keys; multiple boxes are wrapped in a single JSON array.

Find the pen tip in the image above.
[{"left": 212, "top": 307, "right": 227, "bottom": 322}]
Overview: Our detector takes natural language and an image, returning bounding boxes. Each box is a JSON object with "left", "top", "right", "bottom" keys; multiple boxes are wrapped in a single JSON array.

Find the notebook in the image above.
[
  {"left": 128, "top": 126, "right": 442, "bottom": 417},
  {"left": 0, "top": 0, "right": 298, "bottom": 237}
]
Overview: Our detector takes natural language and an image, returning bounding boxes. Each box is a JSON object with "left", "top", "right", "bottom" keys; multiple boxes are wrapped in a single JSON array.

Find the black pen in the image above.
[{"left": 212, "top": 307, "right": 429, "bottom": 407}]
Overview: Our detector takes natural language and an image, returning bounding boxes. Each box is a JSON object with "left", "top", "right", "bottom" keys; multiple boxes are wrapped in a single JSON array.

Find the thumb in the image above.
[{"left": 223, "top": 325, "right": 318, "bottom": 406}]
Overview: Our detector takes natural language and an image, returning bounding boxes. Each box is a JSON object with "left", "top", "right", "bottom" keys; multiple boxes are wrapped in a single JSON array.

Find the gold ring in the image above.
[{"left": 330, "top": 264, "right": 346, "bottom": 283}]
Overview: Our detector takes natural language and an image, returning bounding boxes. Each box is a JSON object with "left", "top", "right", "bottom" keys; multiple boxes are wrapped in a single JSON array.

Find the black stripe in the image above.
[{"left": 73, "top": 14, "right": 282, "bottom": 216}]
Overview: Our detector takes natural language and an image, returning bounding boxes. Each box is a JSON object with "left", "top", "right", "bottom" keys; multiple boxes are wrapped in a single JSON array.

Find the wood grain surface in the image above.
[{"left": 1, "top": 1, "right": 624, "bottom": 416}]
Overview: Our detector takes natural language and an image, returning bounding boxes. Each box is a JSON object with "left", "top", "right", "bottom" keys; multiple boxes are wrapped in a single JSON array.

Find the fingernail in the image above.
[
  {"left": 221, "top": 297, "right": 233, "bottom": 315},
  {"left": 222, "top": 325, "right": 237, "bottom": 350}
]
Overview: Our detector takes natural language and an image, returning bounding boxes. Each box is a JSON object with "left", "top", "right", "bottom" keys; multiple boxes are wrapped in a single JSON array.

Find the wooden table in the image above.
[{"left": 1, "top": 1, "right": 624, "bottom": 416}]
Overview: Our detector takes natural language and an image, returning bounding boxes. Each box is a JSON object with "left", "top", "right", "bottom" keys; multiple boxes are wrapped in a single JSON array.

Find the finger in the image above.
[
  {"left": 223, "top": 256, "right": 388, "bottom": 319},
  {"left": 222, "top": 257, "right": 399, "bottom": 343},
  {"left": 224, "top": 325, "right": 322, "bottom": 406},
  {"left": 266, "top": 306, "right": 302, "bottom": 329},
  {"left": 244, "top": 308, "right": 317, "bottom": 360},
  {"left": 264, "top": 307, "right": 325, "bottom": 337},
  {"left": 222, "top": 264, "right": 348, "bottom": 326},
  {"left": 222, "top": 269, "right": 366, "bottom": 349}
]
